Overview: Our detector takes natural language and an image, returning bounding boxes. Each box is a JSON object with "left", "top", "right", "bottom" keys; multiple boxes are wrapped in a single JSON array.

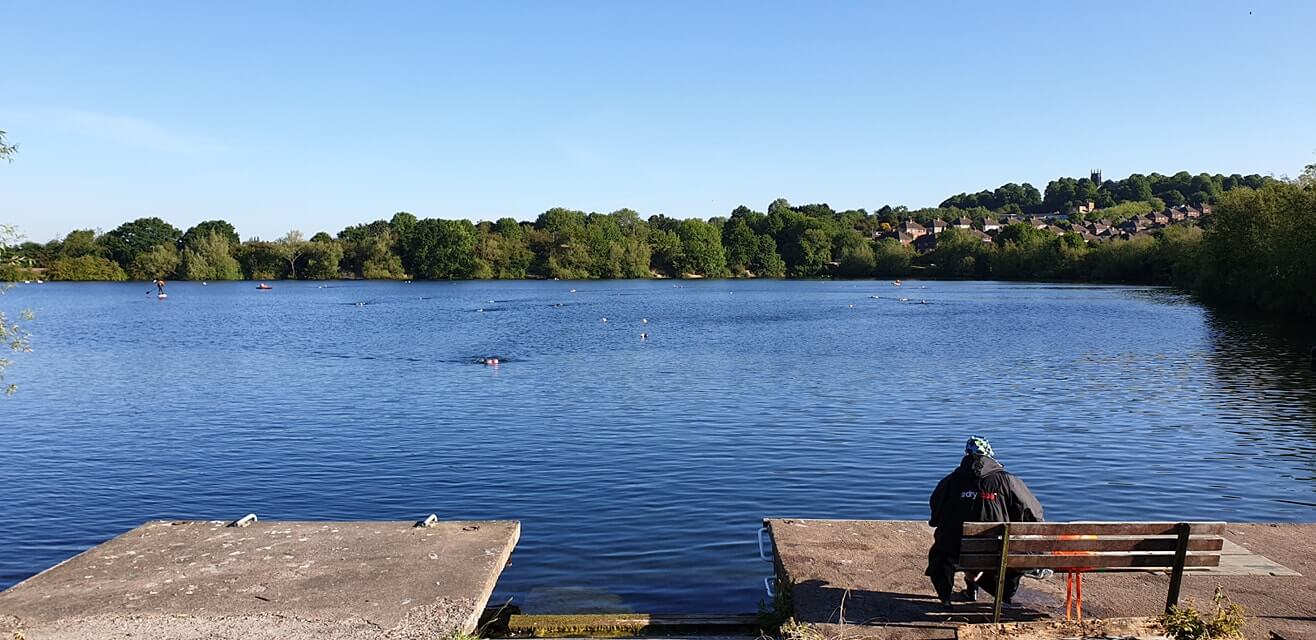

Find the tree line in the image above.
[{"left": 3, "top": 168, "right": 1313, "bottom": 316}]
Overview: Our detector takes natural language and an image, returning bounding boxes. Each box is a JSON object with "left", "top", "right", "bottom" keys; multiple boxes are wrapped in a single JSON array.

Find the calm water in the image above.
[{"left": 1, "top": 280, "right": 1314, "bottom": 613}]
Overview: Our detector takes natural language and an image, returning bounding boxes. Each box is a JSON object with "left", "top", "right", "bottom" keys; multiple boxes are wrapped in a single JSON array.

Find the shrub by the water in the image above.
[{"left": 46, "top": 256, "right": 128, "bottom": 281}]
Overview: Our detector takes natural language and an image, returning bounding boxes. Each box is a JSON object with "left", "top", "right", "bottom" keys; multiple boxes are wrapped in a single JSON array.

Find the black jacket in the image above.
[{"left": 928, "top": 455, "right": 1044, "bottom": 557}]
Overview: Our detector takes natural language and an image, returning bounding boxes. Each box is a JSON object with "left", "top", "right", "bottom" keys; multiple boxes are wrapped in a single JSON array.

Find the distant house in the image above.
[
  {"left": 1167, "top": 209, "right": 1187, "bottom": 222},
  {"left": 1117, "top": 218, "right": 1142, "bottom": 234},
  {"left": 953, "top": 216, "right": 974, "bottom": 230},
  {"left": 913, "top": 233, "right": 939, "bottom": 253},
  {"left": 968, "top": 229, "right": 994, "bottom": 244},
  {"left": 1045, "top": 225, "right": 1067, "bottom": 236},
  {"left": 1086, "top": 222, "right": 1110, "bottom": 236},
  {"left": 896, "top": 220, "right": 928, "bottom": 239},
  {"left": 1182, "top": 205, "right": 1203, "bottom": 219},
  {"left": 1199, "top": 204, "right": 1212, "bottom": 216},
  {"left": 1147, "top": 211, "right": 1170, "bottom": 226},
  {"left": 981, "top": 218, "right": 1001, "bottom": 232},
  {"left": 1029, "top": 218, "right": 1049, "bottom": 230},
  {"left": 929, "top": 219, "right": 949, "bottom": 235},
  {"left": 1072, "top": 201, "right": 1096, "bottom": 215},
  {"left": 895, "top": 231, "right": 918, "bottom": 246}
]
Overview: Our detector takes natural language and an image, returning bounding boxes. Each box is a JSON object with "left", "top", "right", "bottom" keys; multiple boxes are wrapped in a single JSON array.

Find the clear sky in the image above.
[{"left": 3, "top": 1, "right": 1314, "bottom": 242}]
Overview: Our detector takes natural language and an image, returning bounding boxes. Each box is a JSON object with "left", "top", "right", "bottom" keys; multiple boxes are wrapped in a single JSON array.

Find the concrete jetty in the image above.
[
  {"left": 765, "top": 519, "right": 1314, "bottom": 640},
  {"left": 0, "top": 518, "right": 520, "bottom": 640}
]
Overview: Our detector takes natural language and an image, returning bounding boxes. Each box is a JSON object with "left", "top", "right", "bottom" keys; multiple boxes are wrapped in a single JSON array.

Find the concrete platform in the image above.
[
  {"left": 0, "top": 518, "right": 520, "bottom": 640},
  {"left": 765, "top": 519, "right": 1314, "bottom": 640}
]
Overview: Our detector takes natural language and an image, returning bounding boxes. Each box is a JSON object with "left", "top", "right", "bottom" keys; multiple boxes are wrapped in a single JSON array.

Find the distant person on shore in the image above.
[{"left": 926, "top": 436, "right": 1043, "bottom": 608}]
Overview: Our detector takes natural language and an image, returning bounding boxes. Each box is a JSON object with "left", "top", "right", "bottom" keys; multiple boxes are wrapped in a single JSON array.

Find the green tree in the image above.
[
  {"left": 128, "top": 243, "right": 180, "bottom": 280},
  {"left": 753, "top": 236, "right": 787, "bottom": 277},
  {"left": 57, "top": 229, "right": 105, "bottom": 258},
  {"left": 273, "top": 230, "right": 308, "bottom": 279},
  {"left": 722, "top": 217, "right": 760, "bottom": 275},
  {"left": 674, "top": 218, "right": 725, "bottom": 277},
  {"left": 237, "top": 241, "right": 284, "bottom": 279},
  {"left": 180, "top": 232, "right": 242, "bottom": 280},
  {"left": 301, "top": 238, "right": 343, "bottom": 279},
  {"left": 101, "top": 217, "right": 182, "bottom": 269},
  {"left": 649, "top": 228, "right": 683, "bottom": 277},
  {"left": 181, "top": 220, "right": 240, "bottom": 249},
  {"left": 792, "top": 227, "right": 833, "bottom": 277},
  {"left": 872, "top": 238, "right": 914, "bottom": 276},
  {"left": 926, "top": 227, "right": 992, "bottom": 278},
  {"left": 408, "top": 218, "right": 477, "bottom": 279},
  {"left": 1196, "top": 182, "right": 1316, "bottom": 316},
  {"left": 835, "top": 230, "right": 875, "bottom": 277}
]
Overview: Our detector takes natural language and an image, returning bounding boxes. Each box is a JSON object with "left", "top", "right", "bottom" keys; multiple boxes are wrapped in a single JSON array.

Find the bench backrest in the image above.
[{"left": 957, "top": 521, "right": 1226, "bottom": 572}]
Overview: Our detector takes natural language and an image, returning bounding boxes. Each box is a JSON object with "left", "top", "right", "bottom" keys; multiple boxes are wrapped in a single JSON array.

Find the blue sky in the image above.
[{"left": 3, "top": 1, "right": 1314, "bottom": 242}]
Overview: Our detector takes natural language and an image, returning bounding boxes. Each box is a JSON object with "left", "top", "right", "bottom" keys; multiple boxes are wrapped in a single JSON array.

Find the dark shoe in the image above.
[
  {"left": 940, "top": 597, "right": 954, "bottom": 609},
  {"left": 958, "top": 586, "right": 978, "bottom": 602}
]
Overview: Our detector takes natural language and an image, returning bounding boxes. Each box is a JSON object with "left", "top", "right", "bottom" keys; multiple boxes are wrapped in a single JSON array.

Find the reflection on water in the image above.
[
  {"left": 0, "top": 279, "right": 1312, "bottom": 613},
  {"left": 1204, "top": 309, "right": 1316, "bottom": 496}
]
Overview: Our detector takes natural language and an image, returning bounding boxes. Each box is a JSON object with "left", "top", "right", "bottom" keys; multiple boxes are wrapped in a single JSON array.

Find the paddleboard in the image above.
[{"left": 157, "top": 293, "right": 168, "bottom": 299}]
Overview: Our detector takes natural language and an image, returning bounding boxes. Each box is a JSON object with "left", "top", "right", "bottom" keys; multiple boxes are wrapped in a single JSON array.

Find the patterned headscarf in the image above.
[{"left": 965, "top": 436, "right": 994, "bottom": 458}]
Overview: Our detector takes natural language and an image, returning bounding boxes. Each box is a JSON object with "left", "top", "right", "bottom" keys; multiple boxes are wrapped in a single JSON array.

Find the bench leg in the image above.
[
  {"left": 992, "top": 523, "right": 1011, "bottom": 625},
  {"left": 1165, "top": 523, "right": 1191, "bottom": 614}
]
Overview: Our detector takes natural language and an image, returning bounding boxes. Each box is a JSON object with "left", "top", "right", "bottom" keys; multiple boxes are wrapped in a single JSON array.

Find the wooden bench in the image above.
[{"left": 957, "top": 521, "right": 1226, "bottom": 623}]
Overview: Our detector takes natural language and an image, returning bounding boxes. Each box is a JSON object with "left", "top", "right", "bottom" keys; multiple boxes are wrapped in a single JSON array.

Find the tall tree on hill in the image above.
[
  {"left": 408, "top": 219, "right": 477, "bottom": 279},
  {"left": 101, "top": 217, "right": 182, "bottom": 272},
  {"left": 182, "top": 220, "right": 240, "bottom": 250},
  {"left": 274, "top": 231, "right": 308, "bottom": 279}
]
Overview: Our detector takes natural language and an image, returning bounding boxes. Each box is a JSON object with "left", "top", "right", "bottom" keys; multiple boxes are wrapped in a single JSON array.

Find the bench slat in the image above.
[
  {"left": 962, "top": 522, "right": 1225, "bottom": 537},
  {"left": 957, "top": 553, "right": 1222, "bottom": 570},
  {"left": 960, "top": 537, "right": 1224, "bottom": 554}
]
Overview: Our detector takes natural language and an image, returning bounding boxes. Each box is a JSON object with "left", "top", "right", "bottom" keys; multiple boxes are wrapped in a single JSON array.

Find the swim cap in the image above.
[{"left": 965, "top": 436, "right": 994, "bottom": 458}]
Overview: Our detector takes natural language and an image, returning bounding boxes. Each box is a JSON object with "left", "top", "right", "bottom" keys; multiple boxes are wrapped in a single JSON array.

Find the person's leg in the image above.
[
  {"left": 962, "top": 571, "right": 981, "bottom": 600},
  {"left": 977, "top": 570, "right": 1025, "bottom": 603},
  {"left": 1001, "top": 570, "right": 1024, "bottom": 602},
  {"left": 925, "top": 552, "right": 955, "bottom": 603}
]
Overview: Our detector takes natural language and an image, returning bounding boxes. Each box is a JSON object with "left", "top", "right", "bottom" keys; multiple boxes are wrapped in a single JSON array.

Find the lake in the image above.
[{"left": 1, "top": 279, "right": 1313, "bottom": 613}]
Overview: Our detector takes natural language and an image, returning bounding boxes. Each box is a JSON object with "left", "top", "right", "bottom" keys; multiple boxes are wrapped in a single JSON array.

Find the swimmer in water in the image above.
[
  {"left": 640, "top": 332, "right": 648, "bottom": 340},
  {"left": 480, "top": 357, "right": 500, "bottom": 366}
]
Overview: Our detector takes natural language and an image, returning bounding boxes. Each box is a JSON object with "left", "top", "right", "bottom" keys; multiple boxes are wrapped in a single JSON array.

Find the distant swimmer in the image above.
[
  {"left": 640, "top": 332, "right": 648, "bottom": 340},
  {"left": 641, "top": 318, "right": 648, "bottom": 324},
  {"left": 920, "top": 300, "right": 928, "bottom": 304},
  {"left": 570, "top": 288, "right": 577, "bottom": 293},
  {"left": 480, "top": 357, "right": 500, "bottom": 366},
  {"left": 601, "top": 317, "right": 608, "bottom": 323}
]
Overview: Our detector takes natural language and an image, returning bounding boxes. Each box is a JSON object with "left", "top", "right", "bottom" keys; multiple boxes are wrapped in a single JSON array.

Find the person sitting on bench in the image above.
[{"left": 926, "top": 436, "right": 1044, "bottom": 607}]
